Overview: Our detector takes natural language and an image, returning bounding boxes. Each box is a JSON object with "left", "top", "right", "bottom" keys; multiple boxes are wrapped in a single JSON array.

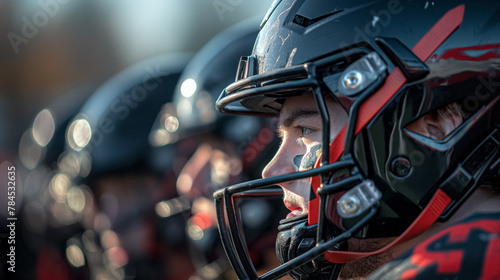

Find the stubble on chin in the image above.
[{"left": 338, "top": 237, "right": 396, "bottom": 280}]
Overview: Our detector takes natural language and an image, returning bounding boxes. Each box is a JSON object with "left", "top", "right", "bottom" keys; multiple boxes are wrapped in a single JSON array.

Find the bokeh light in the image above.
[
  {"left": 49, "top": 173, "right": 71, "bottom": 203},
  {"left": 180, "top": 78, "right": 197, "bottom": 98},
  {"left": 67, "top": 118, "right": 92, "bottom": 151},
  {"left": 187, "top": 224, "right": 204, "bottom": 241},
  {"left": 101, "top": 229, "right": 120, "bottom": 250},
  {"left": 67, "top": 186, "right": 86, "bottom": 213},
  {"left": 66, "top": 244, "right": 85, "bottom": 268},
  {"left": 31, "top": 108, "right": 55, "bottom": 147},
  {"left": 162, "top": 114, "right": 179, "bottom": 133},
  {"left": 18, "top": 129, "right": 44, "bottom": 170}
]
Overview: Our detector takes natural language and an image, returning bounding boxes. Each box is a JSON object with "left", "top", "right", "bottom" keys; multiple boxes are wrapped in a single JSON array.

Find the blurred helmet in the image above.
[
  {"left": 151, "top": 17, "right": 276, "bottom": 173},
  {"left": 215, "top": 0, "right": 500, "bottom": 279},
  {"left": 54, "top": 53, "right": 194, "bottom": 280},
  {"left": 19, "top": 86, "right": 95, "bottom": 171},
  {"left": 151, "top": 18, "right": 285, "bottom": 279},
  {"left": 14, "top": 86, "right": 95, "bottom": 280},
  {"left": 65, "top": 53, "right": 192, "bottom": 181}
]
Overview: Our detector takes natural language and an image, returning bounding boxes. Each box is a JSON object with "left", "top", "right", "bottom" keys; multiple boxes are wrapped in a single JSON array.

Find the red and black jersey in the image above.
[{"left": 367, "top": 212, "right": 500, "bottom": 280}]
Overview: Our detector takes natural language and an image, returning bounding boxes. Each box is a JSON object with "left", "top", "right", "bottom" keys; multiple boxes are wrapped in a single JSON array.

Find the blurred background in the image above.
[
  {"left": 0, "top": 1, "right": 289, "bottom": 280},
  {"left": 0, "top": 0, "right": 271, "bottom": 152}
]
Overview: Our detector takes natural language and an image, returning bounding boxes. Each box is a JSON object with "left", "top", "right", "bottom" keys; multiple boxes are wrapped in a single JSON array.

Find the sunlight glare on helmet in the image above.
[
  {"left": 32, "top": 108, "right": 55, "bottom": 147},
  {"left": 180, "top": 78, "right": 197, "bottom": 98}
]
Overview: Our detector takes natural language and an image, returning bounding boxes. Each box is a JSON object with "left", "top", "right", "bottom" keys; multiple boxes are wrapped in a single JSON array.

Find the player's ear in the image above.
[{"left": 406, "top": 103, "right": 463, "bottom": 140}]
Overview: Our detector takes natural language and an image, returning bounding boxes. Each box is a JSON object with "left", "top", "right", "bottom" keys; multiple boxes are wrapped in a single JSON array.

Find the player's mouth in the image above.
[{"left": 284, "top": 200, "right": 305, "bottom": 219}]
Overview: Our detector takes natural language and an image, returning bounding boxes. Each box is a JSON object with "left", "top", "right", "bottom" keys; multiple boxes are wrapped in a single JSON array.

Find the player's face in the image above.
[
  {"left": 262, "top": 93, "right": 467, "bottom": 278},
  {"left": 262, "top": 92, "right": 348, "bottom": 218}
]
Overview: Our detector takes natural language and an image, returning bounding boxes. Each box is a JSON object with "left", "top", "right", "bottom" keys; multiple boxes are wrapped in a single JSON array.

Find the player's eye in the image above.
[
  {"left": 296, "top": 126, "right": 317, "bottom": 147},
  {"left": 299, "top": 126, "right": 315, "bottom": 137}
]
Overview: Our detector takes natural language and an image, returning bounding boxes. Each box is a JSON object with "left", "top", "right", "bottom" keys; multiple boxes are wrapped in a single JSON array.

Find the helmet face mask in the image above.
[
  {"left": 215, "top": 1, "right": 500, "bottom": 279},
  {"left": 148, "top": 18, "right": 291, "bottom": 279}
]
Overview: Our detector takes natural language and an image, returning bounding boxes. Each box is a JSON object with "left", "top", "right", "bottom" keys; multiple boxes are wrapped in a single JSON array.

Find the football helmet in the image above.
[
  {"left": 215, "top": 0, "right": 500, "bottom": 279},
  {"left": 15, "top": 86, "right": 95, "bottom": 280},
  {"left": 151, "top": 18, "right": 286, "bottom": 279},
  {"left": 57, "top": 53, "right": 193, "bottom": 279}
]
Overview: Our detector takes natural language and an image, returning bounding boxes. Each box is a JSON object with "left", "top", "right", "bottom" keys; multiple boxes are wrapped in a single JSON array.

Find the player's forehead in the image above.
[{"left": 278, "top": 94, "right": 319, "bottom": 127}]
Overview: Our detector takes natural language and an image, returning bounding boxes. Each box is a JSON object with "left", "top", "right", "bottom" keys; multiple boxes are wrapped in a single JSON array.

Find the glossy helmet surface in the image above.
[
  {"left": 215, "top": 0, "right": 500, "bottom": 279},
  {"left": 65, "top": 53, "right": 192, "bottom": 180},
  {"left": 58, "top": 53, "right": 193, "bottom": 279},
  {"left": 152, "top": 18, "right": 275, "bottom": 172},
  {"left": 151, "top": 18, "right": 285, "bottom": 279}
]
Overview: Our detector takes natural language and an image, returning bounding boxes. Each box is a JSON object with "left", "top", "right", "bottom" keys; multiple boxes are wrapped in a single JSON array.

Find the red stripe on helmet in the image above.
[
  {"left": 308, "top": 4, "right": 464, "bottom": 260},
  {"left": 355, "top": 4, "right": 465, "bottom": 134}
]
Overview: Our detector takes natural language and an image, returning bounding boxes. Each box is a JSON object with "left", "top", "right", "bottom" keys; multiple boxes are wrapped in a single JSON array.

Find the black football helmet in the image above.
[
  {"left": 14, "top": 86, "right": 95, "bottom": 280},
  {"left": 215, "top": 0, "right": 500, "bottom": 279},
  {"left": 150, "top": 18, "right": 286, "bottom": 279},
  {"left": 56, "top": 53, "right": 193, "bottom": 280}
]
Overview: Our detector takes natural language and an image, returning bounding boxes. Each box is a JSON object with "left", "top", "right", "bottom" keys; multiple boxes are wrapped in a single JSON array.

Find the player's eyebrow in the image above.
[
  {"left": 276, "top": 110, "right": 319, "bottom": 138},
  {"left": 279, "top": 110, "right": 319, "bottom": 128}
]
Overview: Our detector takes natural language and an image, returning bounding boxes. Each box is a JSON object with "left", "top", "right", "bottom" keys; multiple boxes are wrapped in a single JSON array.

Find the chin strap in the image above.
[{"left": 324, "top": 189, "right": 451, "bottom": 263}]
